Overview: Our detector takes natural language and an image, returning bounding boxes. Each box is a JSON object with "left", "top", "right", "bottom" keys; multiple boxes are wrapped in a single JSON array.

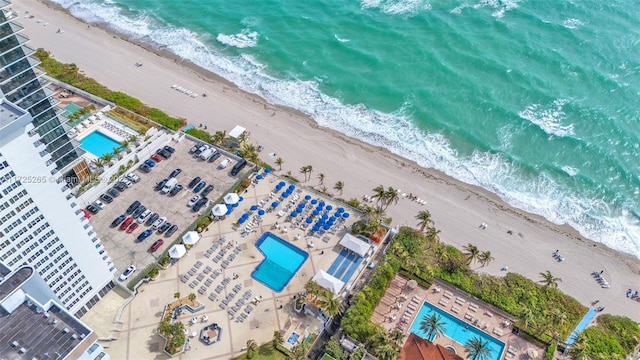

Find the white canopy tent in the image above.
[
  {"left": 223, "top": 193, "right": 240, "bottom": 205},
  {"left": 212, "top": 204, "right": 227, "bottom": 217},
  {"left": 339, "top": 233, "right": 371, "bottom": 257},
  {"left": 182, "top": 231, "right": 201, "bottom": 245},
  {"left": 169, "top": 244, "right": 187, "bottom": 259},
  {"left": 312, "top": 270, "right": 345, "bottom": 294},
  {"left": 228, "top": 125, "right": 246, "bottom": 140}
]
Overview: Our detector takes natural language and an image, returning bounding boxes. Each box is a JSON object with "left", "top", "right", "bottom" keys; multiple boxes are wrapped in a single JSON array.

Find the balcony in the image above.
[
  {"left": 0, "top": 32, "right": 28, "bottom": 57},
  {"left": 0, "top": 21, "right": 24, "bottom": 43},
  {"left": 0, "top": 1, "right": 13, "bottom": 12},
  {"left": 0, "top": 56, "right": 40, "bottom": 83}
]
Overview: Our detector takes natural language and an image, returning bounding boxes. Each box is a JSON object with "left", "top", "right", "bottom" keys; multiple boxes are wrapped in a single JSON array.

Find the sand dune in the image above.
[{"left": 15, "top": 0, "right": 640, "bottom": 319}]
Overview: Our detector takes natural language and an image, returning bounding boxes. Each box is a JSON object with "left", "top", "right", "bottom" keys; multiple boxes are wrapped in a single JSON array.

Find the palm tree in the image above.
[
  {"left": 212, "top": 130, "right": 227, "bottom": 146},
  {"left": 389, "top": 328, "right": 405, "bottom": 346},
  {"left": 275, "top": 157, "right": 284, "bottom": 170},
  {"left": 569, "top": 333, "right": 591, "bottom": 360},
  {"left": 299, "top": 166, "right": 309, "bottom": 181},
  {"left": 371, "top": 185, "right": 386, "bottom": 205},
  {"left": 128, "top": 134, "right": 139, "bottom": 146},
  {"left": 304, "top": 280, "right": 321, "bottom": 297},
  {"left": 306, "top": 165, "right": 313, "bottom": 181},
  {"left": 383, "top": 187, "right": 400, "bottom": 210},
  {"left": 174, "top": 292, "right": 181, "bottom": 305},
  {"left": 462, "top": 243, "right": 480, "bottom": 265},
  {"left": 121, "top": 139, "right": 130, "bottom": 150},
  {"left": 290, "top": 341, "right": 310, "bottom": 360},
  {"left": 101, "top": 153, "right": 113, "bottom": 164},
  {"left": 317, "top": 173, "right": 325, "bottom": 185},
  {"left": 242, "top": 143, "right": 259, "bottom": 163},
  {"left": 246, "top": 339, "right": 258, "bottom": 359},
  {"left": 539, "top": 270, "right": 562, "bottom": 289},
  {"left": 91, "top": 158, "right": 106, "bottom": 169},
  {"left": 334, "top": 181, "right": 344, "bottom": 195},
  {"left": 188, "top": 293, "right": 196, "bottom": 303},
  {"left": 112, "top": 147, "right": 121, "bottom": 160},
  {"left": 320, "top": 296, "right": 342, "bottom": 317},
  {"left": 376, "top": 344, "right": 399, "bottom": 360},
  {"left": 477, "top": 251, "right": 494, "bottom": 267},
  {"left": 419, "top": 313, "right": 446, "bottom": 341},
  {"left": 320, "top": 186, "right": 328, "bottom": 194},
  {"left": 464, "top": 336, "right": 492, "bottom": 360},
  {"left": 415, "top": 210, "right": 433, "bottom": 232},
  {"left": 272, "top": 331, "right": 284, "bottom": 349}
]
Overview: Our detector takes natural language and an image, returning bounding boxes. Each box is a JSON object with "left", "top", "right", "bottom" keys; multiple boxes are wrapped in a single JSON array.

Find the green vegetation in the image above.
[
  {"left": 323, "top": 339, "right": 348, "bottom": 360},
  {"left": 569, "top": 315, "right": 640, "bottom": 359},
  {"left": 106, "top": 107, "right": 151, "bottom": 133},
  {"left": 185, "top": 128, "right": 212, "bottom": 143},
  {"left": 35, "top": 48, "right": 185, "bottom": 130},
  {"left": 158, "top": 321, "right": 186, "bottom": 355},
  {"left": 231, "top": 341, "right": 289, "bottom": 360},
  {"left": 464, "top": 336, "right": 493, "bottom": 360}
]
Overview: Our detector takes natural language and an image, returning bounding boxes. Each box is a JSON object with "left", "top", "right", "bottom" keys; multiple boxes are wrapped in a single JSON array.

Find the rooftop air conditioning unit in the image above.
[
  {"left": 18, "top": 347, "right": 26, "bottom": 354},
  {"left": 63, "top": 328, "right": 69, "bottom": 333},
  {"left": 11, "top": 341, "right": 18, "bottom": 347},
  {"left": 71, "top": 334, "right": 78, "bottom": 340}
]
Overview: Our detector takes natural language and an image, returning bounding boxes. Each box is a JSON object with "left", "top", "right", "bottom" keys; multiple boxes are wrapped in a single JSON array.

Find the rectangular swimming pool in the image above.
[
  {"left": 410, "top": 301, "right": 504, "bottom": 360},
  {"left": 251, "top": 232, "right": 308, "bottom": 292},
  {"left": 80, "top": 131, "right": 122, "bottom": 157}
]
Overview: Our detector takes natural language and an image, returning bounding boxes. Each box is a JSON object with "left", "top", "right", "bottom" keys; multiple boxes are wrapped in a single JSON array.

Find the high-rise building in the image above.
[{"left": 0, "top": 36, "right": 115, "bottom": 314}]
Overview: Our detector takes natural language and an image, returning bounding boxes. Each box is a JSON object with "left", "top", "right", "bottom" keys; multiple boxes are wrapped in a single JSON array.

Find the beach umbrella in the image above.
[
  {"left": 329, "top": 216, "right": 336, "bottom": 222},
  {"left": 232, "top": 202, "right": 239, "bottom": 208},
  {"left": 275, "top": 184, "right": 283, "bottom": 190},
  {"left": 256, "top": 174, "right": 263, "bottom": 180},
  {"left": 271, "top": 201, "right": 279, "bottom": 208},
  {"left": 223, "top": 193, "right": 240, "bottom": 205},
  {"left": 337, "top": 207, "right": 344, "bottom": 213},
  {"left": 323, "top": 224, "right": 331, "bottom": 230},
  {"left": 264, "top": 168, "right": 271, "bottom": 174},
  {"left": 312, "top": 210, "right": 320, "bottom": 216},
  {"left": 241, "top": 213, "right": 249, "bottom": 219},
  {"left": 250, "top": 205, "right": 258, "bottom": 211},
  {"left": 298, "top": 203, "right": 306, "bottom": 208},
  {"left": 311, "top": 199, "right": 318, "bottom": 205},
  {"left": 342, "top": 212, "right": 350, "bottom": 218},
  {"left": 226, "top": 208, "right": 232, "bottom": 215},
  {"left": 407, "top": 279, "right": 418, "bottom": 290},
  {"left": 238, "top": 217, "right": 246, "bottom": 224},
  {"left": 304, "top": 195, "right": 311, "bottom": 200},
  {"left": 238, "top": 196, "right": 244, "bottom": 202},
  {"left": 326, "top": 205, "right": 333, "bottom": 211},
  {"left": 212, "top": 204, "right": 227, "bottom": 217},
  {"left": 290, "top": 211, "right": 298, "bottom": 217},
  {"left": 282, "top": 192, "right": 289, "bottom": 198},
  {"left": 313, "top": 225, "right": 321, "bottom": 232},
  {"left": 258, "top": 209, "right": 265, "bottom": 216},
  {"left": 317, "top": 204, "right": 324, "bottom": 211},
  {"left": 321, "top": 214, "right": 328, "bottom": 220},
  {"left": 319, "top": 201, "right": 325, "bottom": 207},
  {"left": 169, "top": 244, "right": 187, "bottom": 259},
  {"left": 288, "top": 185, "right": 295, "bottom": 191},
  {"left": 306, "top": 217, "right": 313, "bottom": 224},
  {"left": 278, "top": 181, "right": 286, "bottom": 187}
]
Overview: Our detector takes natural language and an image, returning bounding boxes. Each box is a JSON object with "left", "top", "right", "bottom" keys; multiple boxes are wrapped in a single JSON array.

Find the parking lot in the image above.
[{"left": 89, "top": 138, "right": 246, "bottom": 281}]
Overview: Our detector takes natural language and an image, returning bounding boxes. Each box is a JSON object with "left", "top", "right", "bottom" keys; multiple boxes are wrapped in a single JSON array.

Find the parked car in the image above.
[
  {"left": 158, "top": 222, "right": 172, "bottom": 234},
  {"left": 188, "top": 176, "right": 201, "bottom": 189},
  {"left": 113, "top": 182, "right": 127, "bottom": 192},
  {"left": 107, "top": 188, "right": 120, "bottom": 198},
  {"left": 150, "top": 154, "right": 163, "bottom": 162},
  {"left": 193, "top": 181, "right": 207, "bottom": 193},
  {"left": 169, "top": 168, "right": 182, "bottom": 178},
  {"left": 208, "top": 152, "right": 221, "bottom": 163},
  {"left": 137, "top": 229, "right": 153, "bottom": 242},
  {"left": 218, "top": 158, "right": 232, "bottom": 169},
  {"left": 119, "top": 217, "right": 134, "bottom": 231},
  {"left": 144, "top": 159, "right": 156, "bottom": 168},
  {"left": 126, "top": 200, "right": 141, "bottom": 215},
  {"left": 192, "top": 197, "right": 209, "bottom": 212},
  {"left": 139, "top": 163, "right": 151, "bottom": 173},
  {"left": 155, "top": 179, "right": 168, "bottom": 191},
  {"left": 165, "top": 224, "right": 178, "bottom": 237},
  {"left": 100, "top": 193, "right": 114, "bottom": 203},
  {"left": 119, "top": 265, "right": 136, "bottom": 281},
  {"left": 187, "top": 195, "right": 201, "bottom": 207},
  {"left": 94, "top": 200, "right": 106, "bottom": 209},
  {"left": 231, "top": 158, "right": 248, "bottom": 176},
  {"left": 200, "top": 184, "right": 214, "bottom": 197},
  {"left": 150, "top": 239, "right": 164, "bottom": 252},
  {"left": 145, "top": 213, "right": 159, "bottom": 227},
  {"left": 120, "top": 179, "right": 133, "bottom": 188},
  {"left": 86, "top": 204, "right": 100, "bottom": 214},
  {"left": 111, "top": 214, "right": 126, "bottom": 227},
  {"left": 137, "top": 209, "right": 152, "bottom": 223},
  {"left": 125, "top": 172, "right": 141, "bottom": 183},
  {"left": 189, "top": 144, "right": 199, "bottom": 153},
  {"left": 152, "top": 216, "right": 167, "bottom": 230},
  {"left": 132, "top": 206, "right": 147, "bottom": 220},
  {"left": 157, "top": 148, "right": 172, "bottom": 159},
  {"left": 126, "top": 222, "right": 139, "bottom": 233},
  {"left": 169, "top": 184, "right": 183, "bottom": 196},
  {"left": 194, "top": 144, "right": 209, "bottom": 156},
  {"left": 164, "top": 145, "right": 176, "bottom": 153}
]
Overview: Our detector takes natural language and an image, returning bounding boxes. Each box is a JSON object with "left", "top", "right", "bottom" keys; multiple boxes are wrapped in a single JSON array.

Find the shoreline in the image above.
[{"left": 18, "top": 0, "right": 640, "bottom": 319}]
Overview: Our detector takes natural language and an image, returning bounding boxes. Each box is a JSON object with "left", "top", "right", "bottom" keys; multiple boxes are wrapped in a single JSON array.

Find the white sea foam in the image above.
[
  {"left": 561, "top": 165, "right": 578, "bottom": 177},
  {"left": 360, "top": 0, "right": 431, "bottom": 15},
  {"left": 216, "top": 29, "right": 259, "bottom": 48},
  {"left": 475, "top": 0, "right": 522, "bottom": 18},
  {"left": 518, "top": 99, "right": 575, "bottom": 137},
  {"left": 334, "top": 34, "right": 351, "bottom": 43},
  {"left": 49, "top": 0, "right": 640, "bottom": 259},
  {"left": 562, "top": 18, "right": 583, "bottom": 29}
]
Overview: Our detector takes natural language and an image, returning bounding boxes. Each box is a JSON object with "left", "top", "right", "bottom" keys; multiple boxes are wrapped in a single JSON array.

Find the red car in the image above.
[
  {"left": 150, "top": 154, "right": 162, "bottom": 162},
  {"left": 150, "top": 239, "right": 164, "bottom": 252},
  {"left": 119, "top": 217, "right": 133, "bottom": 231},
  {"left": 126, "top": 222, "right": 139, "bottom": 233}
]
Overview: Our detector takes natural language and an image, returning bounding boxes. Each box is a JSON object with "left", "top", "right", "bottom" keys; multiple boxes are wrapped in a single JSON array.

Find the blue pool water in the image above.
[
  {"left": 286, "top": 332, "right": 300, "bottom": 345},
  {"left": 80, "top": 131, "right": 122, "bottom": 157},
  {"left": 410, "top": 302, "right": 504, "bottom": 360},
  {"left": 566, "top": 308, "right": 597, "bottom": 345},
  {"left": 251, "top": 232, "right": 308, "bottom": 292}
]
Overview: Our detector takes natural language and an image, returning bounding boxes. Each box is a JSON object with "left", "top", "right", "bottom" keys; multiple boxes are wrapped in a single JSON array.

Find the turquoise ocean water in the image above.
[{"left": 52, "top": 0, "right": 640, "bottom": 258}]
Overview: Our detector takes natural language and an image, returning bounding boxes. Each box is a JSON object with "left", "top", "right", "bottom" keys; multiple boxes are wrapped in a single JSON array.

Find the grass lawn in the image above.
[
  {"left": 232, "top": 342, "right": 288, "bottom": 360},
  {"left": 321, "top": 354, "right": 337, "bottom": 360}
]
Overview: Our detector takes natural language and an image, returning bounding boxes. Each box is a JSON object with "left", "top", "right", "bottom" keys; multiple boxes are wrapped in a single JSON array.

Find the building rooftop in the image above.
[
  {"left": 0, "top": 266, "right": 32, "bottom": 301},
  {"left": 0, "top": 301, "right": 92, "bottom": 360},
  {"left": 0, "top": 100, "right": 27, "bottom": 131},
  {"left": 399, "top": 333, "right": 463, "bottom": 360}
]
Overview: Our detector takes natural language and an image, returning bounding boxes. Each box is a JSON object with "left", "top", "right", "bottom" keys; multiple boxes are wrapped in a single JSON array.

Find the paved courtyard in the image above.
[{"left": 82, "top": 173, "right": 370, "bottom": 359}]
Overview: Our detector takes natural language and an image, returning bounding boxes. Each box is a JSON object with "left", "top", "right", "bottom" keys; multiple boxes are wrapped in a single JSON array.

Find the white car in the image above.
[
  {"left": 93, "top": 200, "right": 106, "bottom": 209},
  {"left": 187, "top": 195, "right": 201, "bottom": 207},
  {"left": 119, "top": 265, "right": 136, "bottom": 281},
  {"left": 152, "top": 216, "right": 167, "bottom": 229},
  {"left": 125, "top": 172, "right": 141, "bottom": 183},
  {"left": 121, "top": 179, "right": 133, "bottom": 188},
  {"left": 137, "top": 209, "right": 152, "bottom": 223},
  {"left": 218, "top": 158, "right": 232, "bottom": 169}
]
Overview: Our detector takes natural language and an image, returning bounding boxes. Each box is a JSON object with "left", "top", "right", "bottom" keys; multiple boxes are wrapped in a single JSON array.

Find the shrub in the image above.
[{"left": 185, "top": 128, "right": 212, "bottom": 143}]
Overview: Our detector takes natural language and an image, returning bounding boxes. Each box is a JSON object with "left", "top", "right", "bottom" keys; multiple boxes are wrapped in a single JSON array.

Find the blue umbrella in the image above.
[
  {"left": 337, "top": 207, "right": 344, "bottom": 213},
  {"left": 311, "top": 199, "right": 318, "bottom": 205},
  {"left": 278, "top": 181, "right": 286, "bottom": 187},
  {"left": 306, "top": 217, "right": 313, "bottom": 224},
  {"left": 241, "top": 213, "right": 249, "bottom": 218},
  {"left": 282, "top": 192, "right": 289, "bottom": 198},
  {"left": 297, "top": 207, "right": 304, "bottom": 213},
  {"left": 326, "top": 205, "right": 333, "bottom": 211},
  {"left": 238, "top": 196, "right": 244, "bottom": 202},
  {"left": 256, "top": 174, "right": 263, "bottom": 180},
  {"left": 271, "top": 201, "right": 279, "bottom": 208},
  {"left": 317, "top": 205, "right": 324, "bottom": 211},
  {"left": 313, "top": 225, "right": 321, "bottom": 232},
  {"left": 258, "top": 209, "right": 265, "bottom": 216},
  {"left": 238, "top": 217, "right": 246, "bottom": 224},
  {"left": 232, "top": 202, "right": 239, "bottom": 207},
  {"left": 288, "top": 184, "right": 295, "bottom": 191},
  {"left": 329, "top": 216, "right": 336, "bottom": 222},
  {"left": 226, "top": 208, "right": 232, "bottom": 215},
  {"left": 275, "top": 184, "right": 283, "bottom": 191},
  {"left": 343, "top": 212, "right": 350, "bottom": 218},
  {"left": 323, "top": 223, "right": 331, "bottom": 230},
  {"left": 298, "top": 203, "right": 306, "bottom": 208},
  {"left": 304, "top": 195, "right": 311, "bottom": 200},
  {"left": 250, "top": 205, "right": 258, "bottom": 211},
  {"left": 312, "top": 210, "right": 320, "bottom": 216},
  {"left": 290, "top": 211, "right": 298, "bottom": 217},
  {"left": 321, "top": 214, "right": 328, "bottom": 220},
  {"left": 319, "top": 201, "right": 325, "bottom": 206},
  {"left": 226, "top": 204, "right": 232, "bottom": 209},
  {"left": 264, "top": 168, "right": 271, "bottom": 174}
]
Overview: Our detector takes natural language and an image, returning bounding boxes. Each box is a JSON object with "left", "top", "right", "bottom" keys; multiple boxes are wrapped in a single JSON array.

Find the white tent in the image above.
[
  {"left": 182, "top": 231, "right": 201, "bottom": 246},
  {"left": 212, "top": 204, "right": 227, "bottom": 217},
  {"left": 223, "top": 193, "right": 240, "bottom": 205},
  {"left": 339, "top": 233, "right": 371, "bottom": 257},
  {"left": 169, "top": 244, "right": 187, "bottom": 259},
  {"left": 312, "top": 270, "right": 345, "bottom": 294},
  {"left": 228, "top": 125, "right": 246, "bottom": 140}
]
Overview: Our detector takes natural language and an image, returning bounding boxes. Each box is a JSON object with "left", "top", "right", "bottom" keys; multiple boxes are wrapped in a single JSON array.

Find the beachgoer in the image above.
[{"left": 56, "top": 28, "right": 61, "bottom": 33}]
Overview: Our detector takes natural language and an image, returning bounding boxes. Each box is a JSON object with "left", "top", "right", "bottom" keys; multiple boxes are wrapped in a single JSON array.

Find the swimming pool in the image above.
[
  {"left": 286, "top": 332, "right": 300, "bottom": 345},
  {"left": 410, "top": 302, "right": 504, "bottom": 360},
  {"left": 566, "top": 308, "right": 597, "bottom": 345},
  {"left": 80, "top": 131, "right": 122, "bottom": 157},
  {"left": 251, "top": 232, "right": 308, "bottom": 292}
]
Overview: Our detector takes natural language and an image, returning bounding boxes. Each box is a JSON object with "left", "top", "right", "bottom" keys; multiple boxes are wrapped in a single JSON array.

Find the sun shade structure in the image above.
[
  {"left": 228, "top": 125, "right": 246, "bottom": 139},
  {"left": 169, "top": 244, "right": 187, "bottom": 259},
  {"left": 212, "top": 204, "right": 227, "bottom": 217},
  {"left": 182, "top": 231, "right": 201, "bottom": 245},
  {"left": 339, "top": 233, "right": 371, "bottom": 257},
  {"left": 224, "top": 193, "right": 240, "bottom": 205},
  {"left": 312, "top": 270, "right": 345, "bottom": 294}
]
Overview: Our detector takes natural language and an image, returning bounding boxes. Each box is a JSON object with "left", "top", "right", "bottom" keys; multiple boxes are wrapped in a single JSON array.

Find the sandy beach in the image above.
[{"left": 14, "top": 0, "right": 640, "bottom": 320}]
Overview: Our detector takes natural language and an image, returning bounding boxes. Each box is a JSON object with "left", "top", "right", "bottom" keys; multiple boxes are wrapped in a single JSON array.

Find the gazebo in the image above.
[
  {"left": 223, "top": 193, "right": 240, "bottom": 205},
  {"left": 169, "top": 244, "right": 187, "bottom": 259},
  {"left": 211, "top": 204, "right": 227, "bottom": 217},
  {"left": 312, "top": 270, "right": 345, "bottom": 294},
  {"left": 182, "top": 231, "right": 201, "bottom": 246}
]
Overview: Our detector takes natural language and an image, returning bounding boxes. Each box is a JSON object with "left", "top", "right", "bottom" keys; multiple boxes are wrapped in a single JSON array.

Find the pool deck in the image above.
[
  {"left": 80, "top": 174, "right": 365, "bottom": 359},
  {"left": 372, "top": 275, "right": 544, "bottom": 360}
]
